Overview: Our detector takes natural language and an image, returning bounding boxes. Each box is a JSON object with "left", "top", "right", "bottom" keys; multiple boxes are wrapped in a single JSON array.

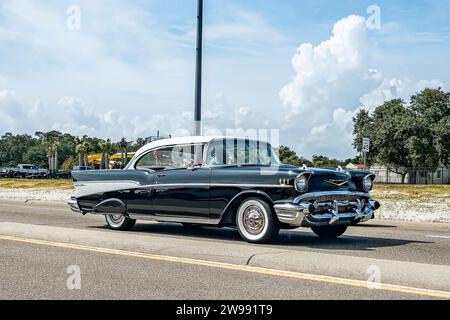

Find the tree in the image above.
[
  {"left": 99, "top": 139, "right": 115, "bottom": 169},
  {"left": 312, "top": 155, "right": 346, "bottom": 168},
  {"left": 22, "top": 145, "right": 47, "bottom": 168},
  {"left": 62, "top": 156, "right": 77, "bottom": 170},
  {"left": 410, "top": 88, "right": 450, "bottom": 122},
  {"left": 53, "top": 141, "right": 61, "bottom": 172},
  {"left": 82, "top": 140, "right": 92, "bottom": 167},
  {"left": 134, "top": 138, "right": 147, "bottom": 150},
  {"left": 435, "top": 120, "right": 450, "bottom": 167},
  {"left": 117, "top": 137, "right": 131, "bottom": 168},
  {"left": 372, "top": 99, "right": 414, "bottom": 184},
  {"left": 278, "top": 146, "right": 313, "bottom": 167},
  {"left": 75, "top": 142, "right": 86, "bottom": 167},
  {"left": 0, "top": 133, "right": 35, "bottom": 167},
  {"left": 47, "top": 144, "right": 54, "bottom": 173},
  {"left": 410, "top": 88, "right": 450, "bottom": 167}
]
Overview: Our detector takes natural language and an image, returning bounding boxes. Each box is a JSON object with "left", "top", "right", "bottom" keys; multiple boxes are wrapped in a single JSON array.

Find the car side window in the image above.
[
  {"left": 206, "top": 139, "right": 279, "bottom": 166},
  {"left": 136, "top": 144, "right": 205, "bottom": 170}
]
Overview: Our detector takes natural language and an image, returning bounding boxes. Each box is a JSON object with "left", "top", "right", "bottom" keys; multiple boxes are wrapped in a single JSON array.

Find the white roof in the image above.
[
  {"left": 133, "top": 135, "right": 271, "bottom": 159},
  {"left": 134, "top": 136, "right": 219, "bottom": 158}
]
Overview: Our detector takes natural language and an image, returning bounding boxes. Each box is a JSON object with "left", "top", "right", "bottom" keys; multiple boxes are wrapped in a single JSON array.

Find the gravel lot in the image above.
[{"left": 0, "top": 187, "right": 449, "bottom": 223}]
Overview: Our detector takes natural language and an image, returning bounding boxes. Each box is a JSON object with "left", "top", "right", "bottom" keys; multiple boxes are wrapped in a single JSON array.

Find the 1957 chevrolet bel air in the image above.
[{"left": 68, "top": 136, "right": 380, "bottom": 243}]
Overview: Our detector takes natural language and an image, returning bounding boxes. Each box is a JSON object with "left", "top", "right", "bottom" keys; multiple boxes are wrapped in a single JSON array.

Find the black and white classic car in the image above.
[{"left": 68, "top": 136, "right": 380, "bottom": 243}]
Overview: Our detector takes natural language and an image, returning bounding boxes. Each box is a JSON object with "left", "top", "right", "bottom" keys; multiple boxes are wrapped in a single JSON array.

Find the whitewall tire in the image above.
[
  {"left": 236, "top": 198, "right": 280, "bottom": 243},
  {"left": 105, "top": 215, "right": 136, "bottom": 231}
]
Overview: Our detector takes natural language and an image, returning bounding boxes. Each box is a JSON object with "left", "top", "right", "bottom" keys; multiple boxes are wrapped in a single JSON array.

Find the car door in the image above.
[
  {"left": 153, "top": 166, "right": 211, "bottom": 219},
  {"left": 133, "top": 143, "right": 211, "bottom": 220},
  {"left": 123, "top": 170, "right": 157, "bottom": 215}
]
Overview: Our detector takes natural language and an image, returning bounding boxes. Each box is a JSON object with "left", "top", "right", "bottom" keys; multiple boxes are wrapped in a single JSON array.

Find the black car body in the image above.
[{"left": 68, "top": 136, "right": 380, "bottom": 243}]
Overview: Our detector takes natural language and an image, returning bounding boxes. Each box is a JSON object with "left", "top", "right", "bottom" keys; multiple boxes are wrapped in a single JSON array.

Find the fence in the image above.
[{"left": 370, "top": 167, "right": 450, "bottom": 185}]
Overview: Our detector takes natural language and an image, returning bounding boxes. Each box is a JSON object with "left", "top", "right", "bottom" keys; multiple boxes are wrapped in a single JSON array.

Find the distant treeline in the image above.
[
  {"left": 0, "top": 132, "right": 149, "bottom": 170},
  {"left": 0, "top": 129, "right": 359, "bottom": 170}
]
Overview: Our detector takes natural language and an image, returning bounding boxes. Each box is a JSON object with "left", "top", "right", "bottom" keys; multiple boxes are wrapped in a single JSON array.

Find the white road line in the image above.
[{"left": 426, "top": 235, "right": 450, "bottom": 240}]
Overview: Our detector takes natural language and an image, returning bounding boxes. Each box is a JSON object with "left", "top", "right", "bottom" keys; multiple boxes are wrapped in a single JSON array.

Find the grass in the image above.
[
  {"left": 0, "top": 179, "right": 73, "bottom": 189},
  {"left": 373, "top": 183, "right": 450, "bottom": 201}
]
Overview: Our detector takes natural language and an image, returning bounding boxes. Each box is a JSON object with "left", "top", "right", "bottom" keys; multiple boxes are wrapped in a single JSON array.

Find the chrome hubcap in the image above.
[
  {"left": 243, "top": 205, "right": 265, "bottom": 235},
  {"left": 109, "top": 215, "right": 125, "bottom": 225}
]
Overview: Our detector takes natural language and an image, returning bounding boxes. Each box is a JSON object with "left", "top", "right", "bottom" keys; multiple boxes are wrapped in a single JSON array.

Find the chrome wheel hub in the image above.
[
  {"left": 243, "top": 205, "right": 265, "bottom": 235},
  {"left": 109, "top": 215, "right": 125, "bottom": 225}
]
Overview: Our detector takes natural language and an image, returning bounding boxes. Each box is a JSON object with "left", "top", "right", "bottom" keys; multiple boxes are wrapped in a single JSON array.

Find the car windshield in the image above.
[{"left": 206, "top": 139, "right": 280, "bottom": 166}]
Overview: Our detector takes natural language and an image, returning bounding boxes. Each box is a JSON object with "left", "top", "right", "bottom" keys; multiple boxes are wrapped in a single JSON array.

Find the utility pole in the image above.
[{"left": 194, "top": 0, "right": 203, "bottom": 136}]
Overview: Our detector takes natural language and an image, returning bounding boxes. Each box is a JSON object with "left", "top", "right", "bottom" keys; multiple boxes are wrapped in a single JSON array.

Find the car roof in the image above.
[
  {"left": 134, "top": 136, "right": 214, "bottom": 157},
  {"left": 133, "top": 136, "right": 271, "bottom": 159}
]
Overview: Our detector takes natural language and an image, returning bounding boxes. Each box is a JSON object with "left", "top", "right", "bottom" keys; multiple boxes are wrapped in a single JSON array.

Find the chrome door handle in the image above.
[{"left": 136, "top": 190, "right": 151, "bottom": 196}]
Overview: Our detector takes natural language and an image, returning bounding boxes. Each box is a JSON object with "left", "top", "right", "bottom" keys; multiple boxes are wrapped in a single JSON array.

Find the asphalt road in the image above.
[{"left": 1, "top": 199, "right": 450, "bottom": 300}]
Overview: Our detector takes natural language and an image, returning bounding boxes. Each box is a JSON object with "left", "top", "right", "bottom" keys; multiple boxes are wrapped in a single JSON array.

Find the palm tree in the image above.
[
  {"left": 75, "top": 143, "right": 85, "bottom": 167},
  {"left": 47, "top": 145, "right": 54, "bottom": 173},
  {"left": 52, "top": 141, "right": 61, "bottom": 173},
  {"left": 117, "top": 138, "right": 131, "bottom": 168},
  {"left": 82, "top": 140, "right": 92, "bottom": 167},
  {"left": 99, "top": 139, "right": 115, "bottom": 169},
  {"left": 99, "top": 140, "right": 106, "bottom": 170}
]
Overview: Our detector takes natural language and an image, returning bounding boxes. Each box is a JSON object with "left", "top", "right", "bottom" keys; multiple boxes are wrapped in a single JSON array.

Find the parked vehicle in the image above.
[
  {"left": 13, "top": 164, "right": 48, "bottom": 179},
  {"left": 0, "top": 167, "right": 7, "bottom": 178},
  {"left": 68, "top": 136, "right": 380, "bottom": 243},
  {"left": 72, "top": 166, "right": 93, "bottom": 171}
]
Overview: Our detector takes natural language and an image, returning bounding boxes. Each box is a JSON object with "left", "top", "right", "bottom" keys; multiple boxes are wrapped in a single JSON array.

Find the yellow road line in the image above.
[{"left": 1, "top": 234, "right": 449, "bottom": 299}]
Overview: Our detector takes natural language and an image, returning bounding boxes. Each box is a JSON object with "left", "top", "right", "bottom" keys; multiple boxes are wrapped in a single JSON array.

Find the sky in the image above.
[{"left": 1, "top": 0, "right": 449, "bottom": 159}]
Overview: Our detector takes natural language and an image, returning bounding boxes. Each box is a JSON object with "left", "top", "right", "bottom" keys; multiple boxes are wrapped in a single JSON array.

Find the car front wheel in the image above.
[
  {"left": 236, "top": 198, "right": 280, "bottom": 244},
  {"left": 311, "top": 225, "right": 348, "bottom": 239},
  {"left": 105, "top": 215, "right": 136, "bottom": 231}
]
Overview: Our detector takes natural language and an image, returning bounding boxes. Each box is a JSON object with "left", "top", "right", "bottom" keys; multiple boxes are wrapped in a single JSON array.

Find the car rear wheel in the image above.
[
  {"left": 105, "top": 215, "right": 136, "bottom": 231},
  {"left": 236, "top": 198, "right": 280, "bottom": 244},
  {"left": 311, "top": 225, "right": 348, "bottom": 239}
]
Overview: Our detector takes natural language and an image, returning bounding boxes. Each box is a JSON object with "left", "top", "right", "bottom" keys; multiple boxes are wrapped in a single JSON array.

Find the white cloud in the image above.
[
  {"left": 360, "top": 78, "right": 444, "bottom": 109},
  {"left": 280, "top": 15, "right": 378, "bottom": 116},
  {"left": 278, "top": 15, "right": 444, "bottom": 159}
]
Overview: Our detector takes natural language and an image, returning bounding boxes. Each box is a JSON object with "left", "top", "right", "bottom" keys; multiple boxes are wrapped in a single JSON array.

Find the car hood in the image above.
[{"left": 275, "top": 164, "right": 370, "bottom": 192}]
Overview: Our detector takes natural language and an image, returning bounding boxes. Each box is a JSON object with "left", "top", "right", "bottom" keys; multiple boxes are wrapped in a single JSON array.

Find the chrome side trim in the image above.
[
  {"left": 92, "top": 198, "right": 127, "bottom": 214},
  {"left": 211, "top": 183, "right": 293, "bottom": 189},
  {"left": 74, "top": 182, "right": 295, "bottom": 199},
  {"left": 127, "top": 213, "right": 221, "bottom": 225}
]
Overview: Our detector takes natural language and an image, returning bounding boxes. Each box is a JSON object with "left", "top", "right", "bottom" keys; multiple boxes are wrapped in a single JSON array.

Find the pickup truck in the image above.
[{"left": 14, "top": 164, "right": 48, "bottom": 178}]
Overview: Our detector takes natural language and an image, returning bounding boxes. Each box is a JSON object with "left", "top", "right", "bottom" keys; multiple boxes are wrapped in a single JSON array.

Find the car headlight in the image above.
[
  {"left": 362, "top": 175, "right": 373, "bottom": 192},
  {"left": 295, "top": 175, "right": 309, "bottom": 193}
]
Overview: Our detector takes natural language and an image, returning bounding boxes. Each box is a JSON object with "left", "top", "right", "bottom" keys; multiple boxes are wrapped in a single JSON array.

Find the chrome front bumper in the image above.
[
  {"left": 274, "top": 192, "right": 380, "bottom": 227},
  {"left": 67, "top": 197, "right": 82, "bottom": 213}
]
